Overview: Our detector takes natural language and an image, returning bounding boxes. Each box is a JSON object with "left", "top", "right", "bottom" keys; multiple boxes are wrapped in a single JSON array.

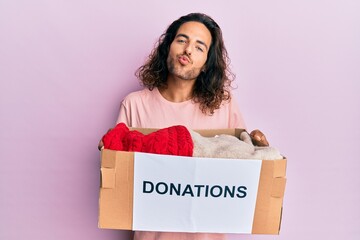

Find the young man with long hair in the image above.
[
  {"left": 109, "top": 13, "right": 246, "bottom": 240},
  {"left": 117, "top": 13, "right": 245, "bottom": 131}
]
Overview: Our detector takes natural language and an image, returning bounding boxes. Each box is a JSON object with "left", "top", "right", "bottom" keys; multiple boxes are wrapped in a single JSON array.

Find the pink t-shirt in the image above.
[
  {"left": 116, "top": 87, "right": 246, "bottom": 240},
  {"left": 117, "top": 88, "right": 246, "bottom": 129}
]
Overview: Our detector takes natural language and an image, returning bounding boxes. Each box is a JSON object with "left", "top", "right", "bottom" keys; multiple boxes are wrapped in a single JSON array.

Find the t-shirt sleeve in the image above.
[
  {"left": 116, "top": 101, "right": 130, "bottom": 125},
  {"left": 229, "top": 97, "right": 247, "bottom": 130}
]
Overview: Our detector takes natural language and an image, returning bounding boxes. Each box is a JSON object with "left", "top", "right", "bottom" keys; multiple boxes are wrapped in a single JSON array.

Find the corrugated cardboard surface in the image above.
[
  {"left": 99, "top": 150, "right": 134, "bottom": 229},
  {"left": 98, "top": 128, "right": 287, "bottom": 234},
  {"left": 252, "top": 159, "right": 287, "bottom": 234}
]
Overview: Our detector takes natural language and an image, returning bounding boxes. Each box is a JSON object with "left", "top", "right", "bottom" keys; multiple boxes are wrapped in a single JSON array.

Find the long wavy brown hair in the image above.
[{"left": 136, "top": 13, "right": 235, "bottom": 115}]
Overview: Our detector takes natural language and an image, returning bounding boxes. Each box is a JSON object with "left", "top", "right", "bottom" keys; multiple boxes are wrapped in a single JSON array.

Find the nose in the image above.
[{"left": 184, "top": 44, "right": 192, "bottom": 56}]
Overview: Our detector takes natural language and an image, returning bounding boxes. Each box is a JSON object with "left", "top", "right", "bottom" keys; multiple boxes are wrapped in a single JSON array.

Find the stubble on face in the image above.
[{"left": 166, "top": 54, "right": 201, "bottom": 81}]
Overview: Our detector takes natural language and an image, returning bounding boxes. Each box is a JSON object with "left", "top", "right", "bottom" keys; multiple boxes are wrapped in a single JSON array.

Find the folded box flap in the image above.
[
  {"left": 101, "top": 168, "right": 115, "bottom": 189},
  {"left": 101, "top": 149, "right": 117, "bottom": 168},
  {"left": 252, "top": 159, "right": 287, "bottom": 234},
  {"left": 271, "top": 177, "right": 287, "bottom": 198},
  {"left": 273, "top": 158, "right": 287, "bottom": 177},
  {"left": 99, "top": 149, "right": 134, "bottom": 230}
]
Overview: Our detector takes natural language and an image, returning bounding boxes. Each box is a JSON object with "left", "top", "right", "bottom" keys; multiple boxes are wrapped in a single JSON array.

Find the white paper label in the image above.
[{"left": 133, "top": 152, "right": 262, "bottom": 233}]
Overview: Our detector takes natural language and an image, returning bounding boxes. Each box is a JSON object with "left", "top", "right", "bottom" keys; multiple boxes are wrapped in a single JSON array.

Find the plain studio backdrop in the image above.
[{"left": 0, "top": 0, "right": 359, "bottom": 239}]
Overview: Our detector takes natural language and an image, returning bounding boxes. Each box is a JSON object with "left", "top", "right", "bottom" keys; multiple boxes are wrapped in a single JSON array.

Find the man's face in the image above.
[{"left": 167, "top": 21, "right": 212, "bottom": 81}]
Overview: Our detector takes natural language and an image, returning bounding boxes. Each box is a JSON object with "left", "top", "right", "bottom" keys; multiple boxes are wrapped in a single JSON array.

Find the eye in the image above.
[
  {"left": 177, "top": 39, "right": 186, "bottom": 44},
  {"left": 196, "top": 46, "right": 204, "bottom": 52}
]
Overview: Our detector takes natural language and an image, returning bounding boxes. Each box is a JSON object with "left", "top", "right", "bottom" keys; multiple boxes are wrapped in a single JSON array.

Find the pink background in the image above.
[{"left": 1, "top": 1, "right": 359, "bottom": 239}]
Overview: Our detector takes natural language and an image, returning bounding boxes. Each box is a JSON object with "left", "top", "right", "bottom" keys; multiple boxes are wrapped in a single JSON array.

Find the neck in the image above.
[{"left": 159, "top": 76, "right": 196, "bottom": 102}]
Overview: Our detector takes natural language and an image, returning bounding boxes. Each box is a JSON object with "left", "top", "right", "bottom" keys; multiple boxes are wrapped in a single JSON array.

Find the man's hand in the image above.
[
  {"left": 98, "top": 140, "right": 104, "bottom": 151},
  {"left": 249, "top": 129, "right": 269, "bottom": 147},
  {"left": 98, "top": 128, "right": 113, "bottom": 151}
]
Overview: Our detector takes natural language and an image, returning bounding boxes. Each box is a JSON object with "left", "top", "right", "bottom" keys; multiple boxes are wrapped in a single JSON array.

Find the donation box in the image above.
[{"left": 98, "top": 128, "right": 287, "bottom": 234}]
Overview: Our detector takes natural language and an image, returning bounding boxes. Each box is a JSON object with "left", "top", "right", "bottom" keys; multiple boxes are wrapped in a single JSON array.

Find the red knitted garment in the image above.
[{"left": 102, "top": 123, "right": 194, "bottom": 157}]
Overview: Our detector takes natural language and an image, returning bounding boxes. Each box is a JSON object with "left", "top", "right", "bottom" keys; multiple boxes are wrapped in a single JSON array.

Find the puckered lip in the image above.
[{"left": 178, "top": 55, "right": 191, "bottom": 65}]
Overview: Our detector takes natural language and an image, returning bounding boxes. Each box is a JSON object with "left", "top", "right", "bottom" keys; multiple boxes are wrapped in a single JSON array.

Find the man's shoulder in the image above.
[
  {"left": 122, "top": 88, "right": 157, "bottom": 103},
  {"left": 125, "top": 88, "right": 150, "bottom": 99}
]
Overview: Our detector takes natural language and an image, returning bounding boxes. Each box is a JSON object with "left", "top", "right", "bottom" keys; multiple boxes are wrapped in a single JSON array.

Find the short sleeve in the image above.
[
  {"left": 116, "top": 102, "right": 130, "bottom": 125},
  {"left": 229, "top": 97, "right": 247, "bottom": 130}
]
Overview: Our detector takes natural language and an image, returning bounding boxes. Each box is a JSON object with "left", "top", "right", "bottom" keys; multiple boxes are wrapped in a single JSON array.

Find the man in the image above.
[
  {"left": 117, "top": 13, "right": 245, "bottom": 129},
  {"left": 103, "top": 13, "right": 246, "bottom": 240}
]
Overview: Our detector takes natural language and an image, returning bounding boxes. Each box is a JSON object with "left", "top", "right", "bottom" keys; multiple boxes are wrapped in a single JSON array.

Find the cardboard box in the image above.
[{"left": 98, "top": 128, "right": 286, "bottom": 234}]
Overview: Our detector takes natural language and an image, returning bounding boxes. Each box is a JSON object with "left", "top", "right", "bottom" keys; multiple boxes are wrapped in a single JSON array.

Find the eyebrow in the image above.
[{"left": 175, "top": 33, "right": 209, "bottom": 51}]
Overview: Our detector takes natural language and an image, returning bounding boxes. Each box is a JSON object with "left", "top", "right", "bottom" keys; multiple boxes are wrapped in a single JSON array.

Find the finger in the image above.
[{"left": 98, "top": 140, "right": 104, "bottom": 151}]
